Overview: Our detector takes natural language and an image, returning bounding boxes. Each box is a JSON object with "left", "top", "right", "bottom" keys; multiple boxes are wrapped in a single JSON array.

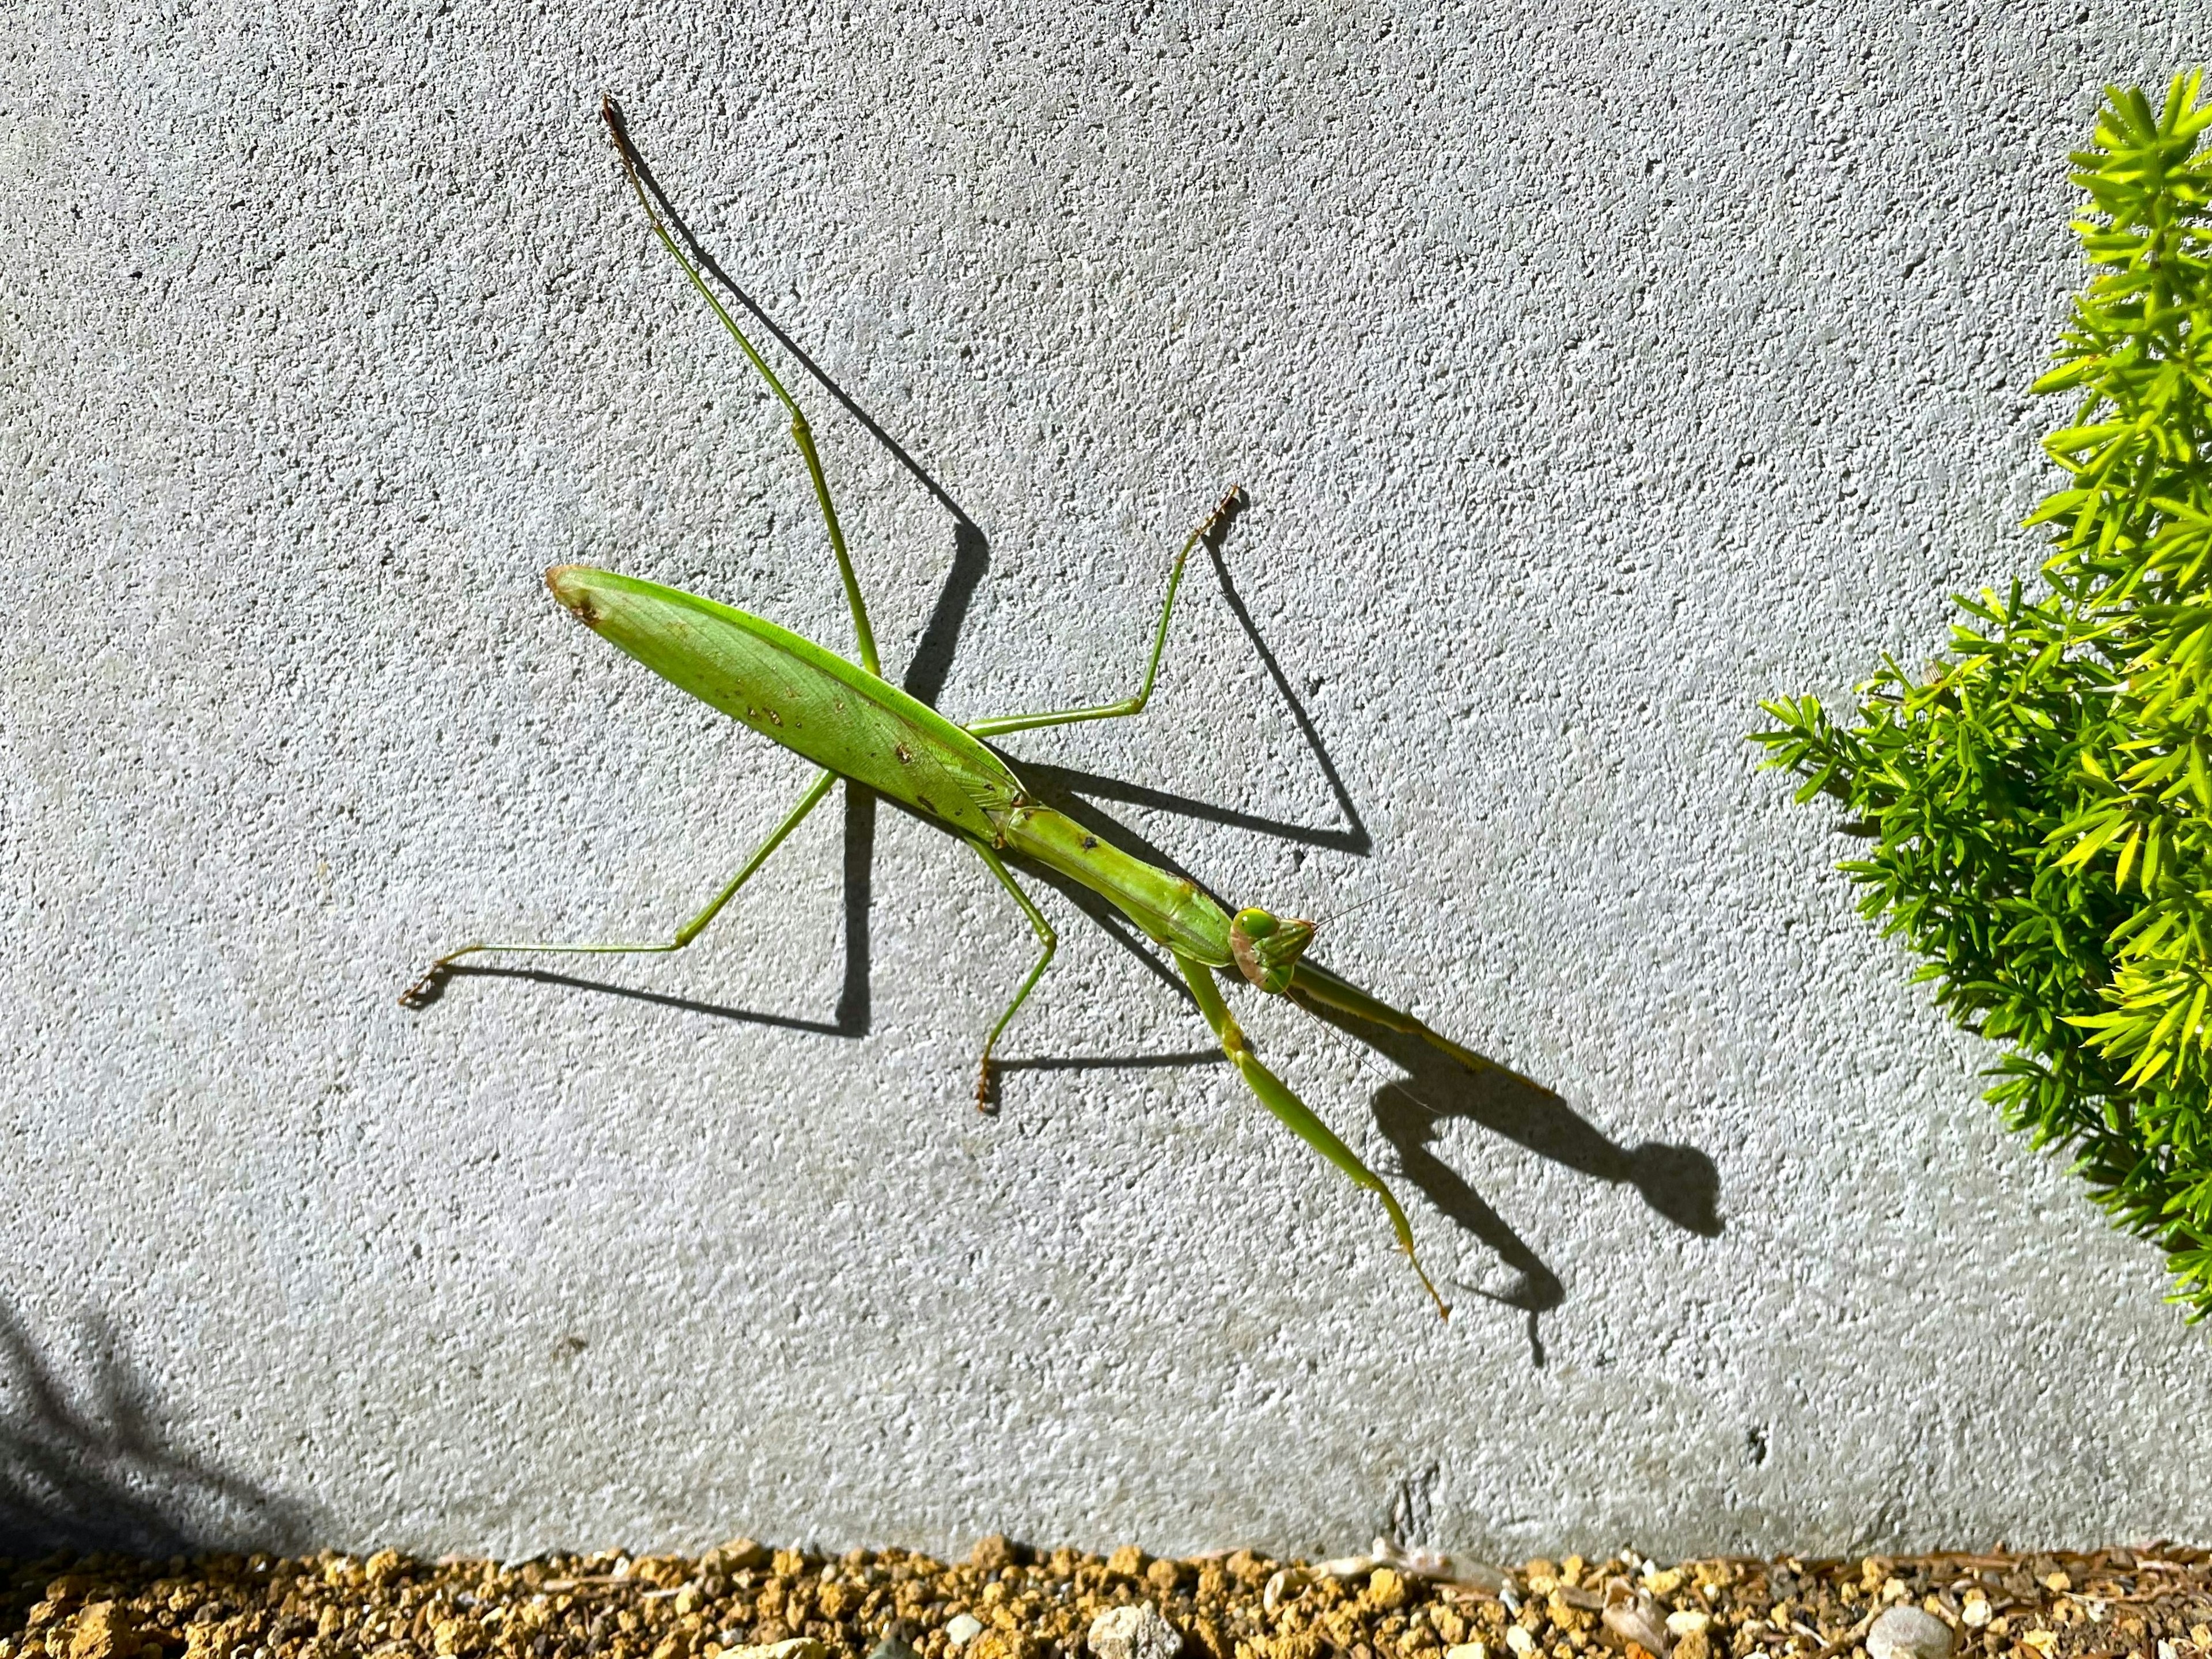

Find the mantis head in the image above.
[{"left": 1230, "top": 907, "right": 1316, "bottom": 994}]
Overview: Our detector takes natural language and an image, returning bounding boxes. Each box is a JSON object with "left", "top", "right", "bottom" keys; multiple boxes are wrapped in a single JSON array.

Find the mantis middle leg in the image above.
[
  {"left": 400, "top": 768, "right": 838, "bottom": 1006},
  {"left": 965, "top": 485, "right": 1243, "bottom": 740},
  {"left": 604, "top": 99, "right": 881, "bottom": 679},
  {"left": 964, "top": 839, "right": 1058, "bottom": 1112},
  {"left": 1176, "top": 950, "right": 1450, "bottom": 1319}
]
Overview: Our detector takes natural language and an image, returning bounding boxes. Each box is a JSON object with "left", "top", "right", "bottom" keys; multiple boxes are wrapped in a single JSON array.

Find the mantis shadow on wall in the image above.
[
  {"left": 0, "top": 1303, "right": 314, "bottom": 1558},
  {"left": 451, "top": 101, "right": 1721, "bottom": 1361}
]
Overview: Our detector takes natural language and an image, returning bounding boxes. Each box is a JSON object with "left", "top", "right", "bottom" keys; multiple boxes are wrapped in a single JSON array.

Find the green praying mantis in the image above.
[{"left": 404, "top": 100, "right": 1521, "bottom": 1318}]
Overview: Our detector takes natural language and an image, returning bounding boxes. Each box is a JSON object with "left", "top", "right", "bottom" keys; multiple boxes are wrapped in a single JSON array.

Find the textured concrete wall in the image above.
[{"left": 5, "top": 0, "right": 2207, "bottom": 1562}]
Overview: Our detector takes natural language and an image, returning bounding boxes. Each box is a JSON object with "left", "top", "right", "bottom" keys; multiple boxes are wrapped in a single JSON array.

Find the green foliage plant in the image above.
[{"left": 1754, "top": 73, "right": 2212, "bottom": 1318}]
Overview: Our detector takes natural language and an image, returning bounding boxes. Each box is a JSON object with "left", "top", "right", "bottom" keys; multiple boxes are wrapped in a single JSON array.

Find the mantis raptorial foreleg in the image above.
[
  {"left": 1287, "top": 960, "right": 1543, "bottom": 1092},
  {"left": 398, "top": 767, "right": 838, "bottom": 1006},
  {"left": 603, "top": 99, "right": 881, "bottom": 677},
  {"left": 965, "top": 839, "right": 1059, "bottom": 1111},
  {"left": 1175, "top": 952, "right": 1450, "bottom": 1319},
  {"left": 964, "top": 486, "right": 1242, "bottom": 740}
]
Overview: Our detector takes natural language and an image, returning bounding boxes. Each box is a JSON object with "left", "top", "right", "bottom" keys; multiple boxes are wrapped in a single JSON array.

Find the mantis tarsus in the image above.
[{"left": 405, "top": 99, "right": 1516, "bottom": 1319}]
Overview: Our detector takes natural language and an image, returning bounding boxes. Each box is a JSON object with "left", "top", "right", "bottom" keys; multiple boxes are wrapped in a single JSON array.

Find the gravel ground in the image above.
[{"left": 2, "top": 1540, "right": 2205, "bottom": 1659}]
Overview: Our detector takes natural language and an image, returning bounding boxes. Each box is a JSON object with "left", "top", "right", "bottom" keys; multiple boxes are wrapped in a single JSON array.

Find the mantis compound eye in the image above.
[{"left": 1230, "top": 907, "right": 1316, "bottom": 994}]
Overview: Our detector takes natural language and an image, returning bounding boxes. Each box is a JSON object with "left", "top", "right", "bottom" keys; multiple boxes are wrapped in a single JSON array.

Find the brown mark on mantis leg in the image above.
[
  {"left": 1200, "top": 483, "right": 1247, "bottom": 548},
  {"left": 398, "top": 962, "right": 459, "bottom": 1010}
]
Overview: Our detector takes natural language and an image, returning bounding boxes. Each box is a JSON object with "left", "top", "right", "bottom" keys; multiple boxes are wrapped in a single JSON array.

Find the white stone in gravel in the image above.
[
  {"left": 1601, "top": 1582, "right": 1669, "bottom": 1656},
  {"left": 1444, "top": 1643, "right": 1490, "bottom": 1659},
  {"left": 1866, "top": 1607, "right": 1955, "bottom": 1659},
  {"left": 945, "top": 1616, "right": 985, "bottom": 1649},
  {"left": 1087, "top": 1603, "right": 1183, "bottom": 1659},
  {"left": 724, "top": 1643, "right": 825, "bottom": 1659}
]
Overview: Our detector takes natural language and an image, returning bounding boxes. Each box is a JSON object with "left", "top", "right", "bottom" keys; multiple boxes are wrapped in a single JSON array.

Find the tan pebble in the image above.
[
  {"left": 720, "top": 1642, "right": 824, "bottom": 1659},
  {"left": 1368, "top": 1570, "right": 1407, "bottom": 1612},
  {"left": 703, "top": 1540, "right": 771, "bottom": 1575},
  {"left": 1669, "top": 1634, "right": 1710, "bottom": 1659},
  {"left": 1600, "top": 1581, "right": 1668, "bottom": 1656},
  {"left": 1261, "top": 1570, "right": 1308, "bottom": 1616},
  {"left": 2043, "top": 1574, "right": 2070, "bottom": 1593},
  {"left": 1959, "top": 1596, "right": 1989, "bottom": 1629},
  {"left": 1107, "top": 1547, "right": 1148, "bottom": 1581},
  {"left": 1146, "top": 1561, "right": 1182, "bottom": 1593},
  {"left": 972, "top": 1537, "right": 1019, "bottom": 1572},
  {"left": 1087, "top": 1603, "right": 1181, "bottom": 1659},
  {"left": 1664, "top": 1611, "right": 1709, "bottom": 1637},
  {"left": 69, "top": 1604, "right": 137, "bottom": 1659},
  {"left": 1444, "top": 1644, "right": 1489, "bottom": 1659}
]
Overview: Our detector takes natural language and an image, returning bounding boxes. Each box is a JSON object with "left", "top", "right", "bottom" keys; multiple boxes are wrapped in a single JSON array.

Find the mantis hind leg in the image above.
[
  {"left": 399, "top": 768, "right": 838, "bottom": 1007},
  {"left": 603, "top": 100, "right": 882, "bottom": 678},
  {"left": 964, "top": 840, "right": 1058, "bottom": 1113},
  {"left": 1175, "top": 951, "right": 1450, "bottom": 1320},
  {"left": 964, "top": 485, "right": 1244, "bottom": 740}
]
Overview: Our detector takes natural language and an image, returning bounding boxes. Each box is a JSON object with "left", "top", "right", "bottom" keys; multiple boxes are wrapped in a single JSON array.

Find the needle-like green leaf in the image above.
[{"left": 1753, "top": 72, "right": 2212, "bottom": 1322}]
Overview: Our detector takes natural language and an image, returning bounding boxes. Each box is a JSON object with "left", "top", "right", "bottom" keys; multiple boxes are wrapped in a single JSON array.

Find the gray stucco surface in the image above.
[{"left": 5, "top": 0, "right": 2207, "bottom": 1562}]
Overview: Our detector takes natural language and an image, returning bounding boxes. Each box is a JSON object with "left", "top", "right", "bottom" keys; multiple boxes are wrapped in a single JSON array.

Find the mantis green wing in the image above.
[{"left": 547, "top": 565, "right": 1020, "bottom": 838}]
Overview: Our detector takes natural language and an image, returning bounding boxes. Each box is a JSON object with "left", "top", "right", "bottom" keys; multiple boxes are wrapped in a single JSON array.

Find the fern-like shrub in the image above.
[{"left": 1755, "top": 74, "right": 2212, "bottom": 1319}]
